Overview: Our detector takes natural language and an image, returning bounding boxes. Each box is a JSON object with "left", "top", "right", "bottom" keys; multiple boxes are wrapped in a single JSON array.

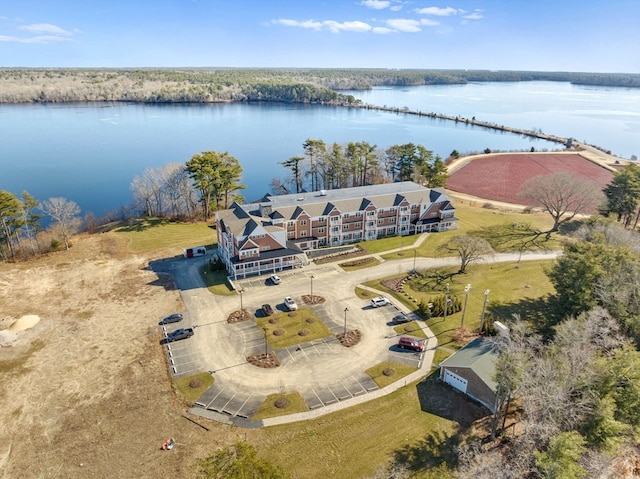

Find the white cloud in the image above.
[
  {"left": 273, "top": 18, "right": 372, "bottom": 33},
  {"left": 324, "top": 20, "right": 372, "bottom": 33},
  {"left": 372, "top": 26, "right": 394, "bottom": 34},
  {"left": 0, "top": 34, "right": 72, "bottom": 44},
  {"left": 19, "top": 23, "right": 75, "bottom": 36},
  {"left": 463, "top": 10, "right": 484, "bottom": 20},
  {"left": 420, "top": 18, "right": 440, "bottom": 26},
  {"left": 273, "top": 18, "right": 323, "bottom": 30},
  {"left": 0, "top": 22, "right": 78, "bottom": 44},
  {"left": 386, "top": 18, "right": 421, "bottom": 32},
  {"left": 415, "top": 6, "right": 459, "bottom": 16},
  {"left": 361, "top": 0, "right": 390, "bottom": 9}
]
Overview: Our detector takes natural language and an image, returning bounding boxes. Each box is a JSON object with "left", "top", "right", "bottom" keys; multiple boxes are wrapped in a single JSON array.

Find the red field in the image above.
[{"left": 447, "top": 153, "right": 614, "bottom": 206}]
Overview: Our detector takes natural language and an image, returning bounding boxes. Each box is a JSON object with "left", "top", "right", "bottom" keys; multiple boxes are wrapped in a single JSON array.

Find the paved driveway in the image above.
[{"left": 151, "top": 248, "right": 559, "bottom": 426}]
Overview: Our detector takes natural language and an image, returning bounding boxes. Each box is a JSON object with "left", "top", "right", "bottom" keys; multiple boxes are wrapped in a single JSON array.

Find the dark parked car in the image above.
[
  {"left": 159, "top": 313, "right": 183, "bottom": 325},
  {"left": 262, "top": 304, "right": 274, "bottom": 316},
  {"left": 392, "top": 313, "right": 410, "bottom": 324},
  {"left": 397, "top": 336, "right": 425, "bottom": 352},
  {"left": 166, "top": 328, "right": 194, "bottom": 343}
]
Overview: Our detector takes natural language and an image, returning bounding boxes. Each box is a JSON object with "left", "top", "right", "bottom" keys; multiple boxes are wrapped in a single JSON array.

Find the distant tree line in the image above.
[
  {"left": 1, "top": 68, "right": 637, "bottom": 104},
  {"left": 275, "top": 139, "right": 449, "bottom": 194}
]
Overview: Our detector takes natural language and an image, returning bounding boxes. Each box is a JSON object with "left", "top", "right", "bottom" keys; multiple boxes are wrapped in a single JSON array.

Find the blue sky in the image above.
[{"left": 1, "top": 0, "right": 639, "bottom": 72}]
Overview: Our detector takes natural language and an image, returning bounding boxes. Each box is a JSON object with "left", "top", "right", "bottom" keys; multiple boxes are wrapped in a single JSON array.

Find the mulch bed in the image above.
[
  {"left": 447, "top": 153, "right": 614, "bottom": 207},
  {"left": 246, "top": 351, "right": 280, "bottom": 368},
  {"left": 302, "top": 295, "right": 326, "bottom": 305},
  {"left": 227, "top": 309, "right": 251, "bottom": 323},
  {"left": 336, "top": 329, "right": 362, "bottom": 347}
]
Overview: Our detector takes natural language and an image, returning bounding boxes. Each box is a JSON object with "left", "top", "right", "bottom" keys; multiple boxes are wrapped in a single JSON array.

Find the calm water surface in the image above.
[{"left": 0, "top": 81, "right": 638, "bottom": 216}]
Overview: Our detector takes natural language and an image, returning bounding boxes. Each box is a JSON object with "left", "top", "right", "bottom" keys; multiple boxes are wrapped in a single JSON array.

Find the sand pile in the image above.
[{"left": 9, "top": 314, "right": 41, "bottom": 332}]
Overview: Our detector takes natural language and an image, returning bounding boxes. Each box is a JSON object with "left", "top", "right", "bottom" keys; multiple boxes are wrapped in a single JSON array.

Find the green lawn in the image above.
[
  {"left": 114, "top": 218, "right": 216, "bottom": 253},
  {"left": 406, "top": 260, "right": 554, "bottom": 349},
  {"left": 383, "top": 204, "right": 561, "bottom": 261},
  {"left": 256, "top": 308, "right": 332, "bottom": 349},
  {"left": 255, "top": 376, "right": 457, "bottom": 479},
  {"left": 252, "top": 392, "right": 309, "bottom": 421},
  {"left": 174, "top": 372, "right": 214, "bottom": 403},
  {"left": 366, "top": 362, "right": 419, "bottom": 388}
]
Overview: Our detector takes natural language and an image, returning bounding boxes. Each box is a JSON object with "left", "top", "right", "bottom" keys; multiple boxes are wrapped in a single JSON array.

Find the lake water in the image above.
[{"left": 0, "top": 81, "right": 638, "bottom": 217}]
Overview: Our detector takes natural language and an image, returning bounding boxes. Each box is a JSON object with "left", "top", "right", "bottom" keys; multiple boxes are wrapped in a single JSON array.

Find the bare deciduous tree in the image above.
[
  {"left": 438, "top": 235, "right": 494, "bottom": 273},
  {"left": 517, "top": 172, "right": 605, "bottom": 237},
  {"left": 40, "top": 197, "right": 81, "bottom": 250}
]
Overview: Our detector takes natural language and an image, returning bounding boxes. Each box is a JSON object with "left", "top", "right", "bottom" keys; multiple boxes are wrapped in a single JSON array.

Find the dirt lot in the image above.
[{"left": 0, "top": 234, "right": 242, "bottom": 479}]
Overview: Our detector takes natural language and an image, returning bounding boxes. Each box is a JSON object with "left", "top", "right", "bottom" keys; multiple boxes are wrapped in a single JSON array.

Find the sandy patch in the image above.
[{"left": 8, "top": 314, "right": 40, "bottom": 332}]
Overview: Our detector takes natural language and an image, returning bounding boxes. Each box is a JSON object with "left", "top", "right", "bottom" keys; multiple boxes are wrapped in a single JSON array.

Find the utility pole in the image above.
[
  {"left": 461, "top": 284, "right": 471, "bottom": 327},
  {"left": 480, "top": 289, "right": 491, "bottom": 333},
  {"left": 343, "top": 307, "right": 349, "bottom": 336}
]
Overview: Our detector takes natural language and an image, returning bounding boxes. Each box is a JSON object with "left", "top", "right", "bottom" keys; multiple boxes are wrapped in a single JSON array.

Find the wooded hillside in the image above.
[{"left": 1, "top": 68, "right": 638, "bottom": 104}]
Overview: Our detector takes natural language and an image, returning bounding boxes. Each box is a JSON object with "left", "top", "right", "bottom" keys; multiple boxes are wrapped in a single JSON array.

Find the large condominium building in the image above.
[{"left": 215, "top": 181, "right": 457, "bottom": 279}]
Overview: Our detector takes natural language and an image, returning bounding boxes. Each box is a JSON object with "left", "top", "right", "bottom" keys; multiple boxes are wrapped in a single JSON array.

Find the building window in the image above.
[
  {"left": 300, "top": 220, "right": 307, "bottom": 226},
  {"left": 355, "top": 212, "right": 362, "bottom": 217},
  {"left": 342, "top": 213, "right": 349, "bottom": 219},
  {"left": 355, "top": 222, "right": 361, "bottom": 228},
  {"left": 331, "top": 216, "right": 340, "bottom": 222},
  {"left": 300, "top": 231, "right": 307, "bottom": 237},
  {"left": 288, "top": 231, "right": 294, "bottom": 237},
  {"left": 331, "top": 227, "right": 340, "bottom": 233},
  {"left": 378, "top": 219, "right": 384, "bottom": 225},
  {"left": 318, "top": 216, "right": 325, "bottom": 222},
  {"left": 262, "top": 245, "right": 270, "bottom": 251},
  {"left": 318, "top": 227, "right": 325, "bottom": 233},
  {"left": 367, "top": 211, "right": 375, "bottom": 217},
  {"left": 343, "top": 224, "right": 349, "bottom": 230}
]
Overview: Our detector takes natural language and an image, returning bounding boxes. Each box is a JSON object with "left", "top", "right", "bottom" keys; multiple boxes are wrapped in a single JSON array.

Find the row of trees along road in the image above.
[{"left": 276, "top": 139, "right": 448, "bottom": 194}]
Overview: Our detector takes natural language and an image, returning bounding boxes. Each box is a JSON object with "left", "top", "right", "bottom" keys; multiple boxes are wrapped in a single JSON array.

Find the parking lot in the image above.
[{"left": 153, "top": 255, "right": 436, "bottom": 426}]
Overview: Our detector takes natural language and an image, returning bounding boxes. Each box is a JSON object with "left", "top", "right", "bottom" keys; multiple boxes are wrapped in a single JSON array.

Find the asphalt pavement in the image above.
[{"left": 151, "top": 236, "right": 560, "bottom": 427}]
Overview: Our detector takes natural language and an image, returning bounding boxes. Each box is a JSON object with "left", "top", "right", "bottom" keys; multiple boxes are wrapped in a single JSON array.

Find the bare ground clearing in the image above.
[{"left": 0, "top": 235, "right": 244, "bottom": 479}]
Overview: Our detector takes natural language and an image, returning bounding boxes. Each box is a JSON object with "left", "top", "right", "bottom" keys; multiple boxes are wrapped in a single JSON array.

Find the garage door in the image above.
[{"left": 444, "top": 370, "right": 468, "bottom": 393}]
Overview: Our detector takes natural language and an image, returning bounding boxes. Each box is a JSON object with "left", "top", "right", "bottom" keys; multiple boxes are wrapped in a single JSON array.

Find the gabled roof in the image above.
[
  {"left": 393, "top": 194, "right": 408, "bottom": 207},
  {"left": 439, "top": 338, "right": 501, "bottom": 392}
]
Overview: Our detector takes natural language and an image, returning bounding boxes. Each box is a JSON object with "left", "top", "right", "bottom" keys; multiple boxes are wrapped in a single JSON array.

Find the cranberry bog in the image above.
[{"left": 447, "top": 153, "right": 614, "bottom": 206}]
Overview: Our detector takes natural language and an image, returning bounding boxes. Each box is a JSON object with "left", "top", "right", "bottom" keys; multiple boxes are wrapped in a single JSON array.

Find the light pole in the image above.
[
  {"left": 480, "top": 289, "right": 491, "bottom": 333},
  {"left": 443, "top": 283, "right": 450, "bottom": 323},
  {"left": 412, "top": 249, "right": 417, "bottom": 273},
  {"left": 239, "top": 288, "right": 244, "bottom": 319},
  {"left": 262, "top": 327, "right": 269, "bottom": 356},
  {"left": 310, "top": 275, "right": 315, "bottom": 304},
  {"left": 461, "top": 284, "right": 471, "bottom": 327},
  {"left": 343, "top": 307, "right": 349, "bottom": 336}
]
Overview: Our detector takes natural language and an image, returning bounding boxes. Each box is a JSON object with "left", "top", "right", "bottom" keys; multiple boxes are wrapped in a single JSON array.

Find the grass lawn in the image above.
[
  {"left": 199, "top": 266, "right": 235, "bottom": 296},
  {"left": 366, "top": 362, "right": 419, "bottom": 388},
  {"left": 366, "top": 260, "right": 555, "bottom": 351},
  {"left": 114, "top": 218, "right": 216, "bottom": 253},
  {"left": 339, "top": 257, "right": 382, "bottom": 271},
  {"left": 382, "top": 203, "right": 561, "bottom": 261},
  {"left": 255, "top": 376, "right": 459, "bottom": 479},
  {"left": 252, "top": 392, "right": 309, "bottom": 421},
  {"left": 393, "top": 321, "right": 427, "bottom": 338},
  {"left": 356, "top": 233, "right": 422, "bottom": 254},
  {"left": 256, "top": 308, "right": 332, "bottom": 349},
  {"left": 174, "top": 372, "right": 214, "bottom": 403}
]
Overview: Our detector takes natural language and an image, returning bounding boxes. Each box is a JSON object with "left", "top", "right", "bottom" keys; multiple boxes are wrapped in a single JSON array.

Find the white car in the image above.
[
  {"left": 270, "top": 274, "right": 281, "bottom": 285},
  {"left": 370, "top": 296, "right": 391, "bottom": 308},
  {"left": 284, "top": 296, "right": 298, "bottom": 311}
]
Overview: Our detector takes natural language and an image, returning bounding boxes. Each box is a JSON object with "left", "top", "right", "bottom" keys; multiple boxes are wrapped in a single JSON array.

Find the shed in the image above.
[{"left": 439, "top": 337, "right": 501, "bottom": 412}]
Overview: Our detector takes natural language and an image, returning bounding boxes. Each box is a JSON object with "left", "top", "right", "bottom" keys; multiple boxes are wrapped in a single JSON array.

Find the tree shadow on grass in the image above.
[
  {"left": 489, "top": 295, "right": 557, "bottom": 339},
  {"left": 114, "top": 217, "right": 175, "bottom": 233},
  {"left": 389, "top": 374, "right": 492, "bottom": 474},
  {"left": 469, "top": 223, "right": 554, "bottom": 253},
  {"left": 391, "top": 428, "right": 461, "bottom": 473}
]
